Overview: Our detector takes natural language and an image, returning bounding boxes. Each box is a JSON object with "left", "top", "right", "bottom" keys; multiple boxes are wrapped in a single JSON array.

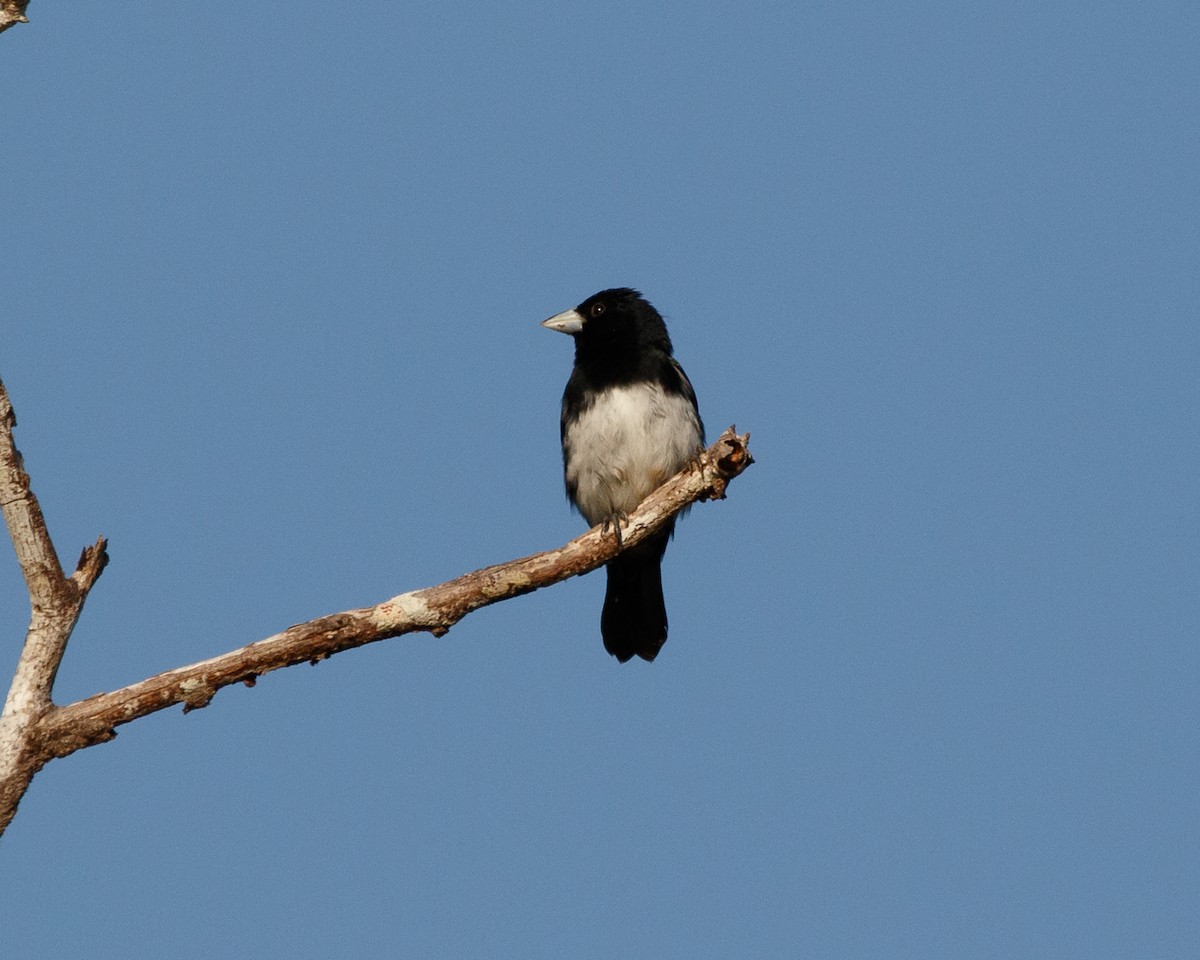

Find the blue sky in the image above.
[{"left": 2, "top": 2, "right": 1198, "bottom": 957}]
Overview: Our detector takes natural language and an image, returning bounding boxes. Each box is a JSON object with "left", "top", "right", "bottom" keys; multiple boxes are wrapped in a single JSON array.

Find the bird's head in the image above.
[{"left": 541, "top": 288, "right": 671, "bottom": 357}]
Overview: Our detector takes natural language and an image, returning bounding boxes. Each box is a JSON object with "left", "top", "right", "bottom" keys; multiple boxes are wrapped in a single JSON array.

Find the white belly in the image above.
[{"left": 563, "top": 382, "right": 703, "bottom": 526}]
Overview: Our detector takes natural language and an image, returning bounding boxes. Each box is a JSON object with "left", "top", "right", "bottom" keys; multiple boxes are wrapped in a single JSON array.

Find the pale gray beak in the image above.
[{"left": 541, "top": 308, "right": 585, "bottom": 335}]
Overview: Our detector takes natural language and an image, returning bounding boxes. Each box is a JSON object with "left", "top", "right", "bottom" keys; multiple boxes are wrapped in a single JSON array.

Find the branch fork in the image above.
[{"left": 0, "top": 373, "right": 753, "bottom": 837}]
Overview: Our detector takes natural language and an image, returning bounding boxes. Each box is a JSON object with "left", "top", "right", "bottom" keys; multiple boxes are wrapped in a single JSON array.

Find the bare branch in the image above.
[
  {"left": 0, "top": 0, "right": 31, "bottom": 35},
  {"left": 0, "top": 383, "right": 108, "bottom": 716},
  {"left": 35, "top": 428, "right": 753, "bottom": 759},
  {"left": 0, "top": 382, "right": 66, "bottom": 605},
  {"left": 0, "top": 394, "right": 751, "bottom": 838},
  {"left": 1, "top": 378, "right": 110, "bottom": 834}
]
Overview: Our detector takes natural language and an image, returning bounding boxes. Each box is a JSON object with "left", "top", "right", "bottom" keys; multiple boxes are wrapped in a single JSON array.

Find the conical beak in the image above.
[{"left": 541, "top": 308, "right": 585, "bottom": 335}]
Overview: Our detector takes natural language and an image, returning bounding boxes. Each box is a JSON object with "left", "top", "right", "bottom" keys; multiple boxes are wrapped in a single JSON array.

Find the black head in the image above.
[{"left": 542, "top": 288, "right": 674, "bottom": 364}]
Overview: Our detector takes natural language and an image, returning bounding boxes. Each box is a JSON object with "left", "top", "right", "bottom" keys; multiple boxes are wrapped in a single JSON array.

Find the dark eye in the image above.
[{"left": 590, "top": 302, "right": 606, "bottom": 318}]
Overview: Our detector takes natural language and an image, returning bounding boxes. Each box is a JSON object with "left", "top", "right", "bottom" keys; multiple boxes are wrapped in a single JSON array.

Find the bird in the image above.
[{"left": 542, "top": 287, "right": 704, "bottom": 662}]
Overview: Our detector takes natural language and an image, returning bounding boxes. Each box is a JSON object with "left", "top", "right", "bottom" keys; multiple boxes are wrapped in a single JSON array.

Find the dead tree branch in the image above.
[
  {"left": 0, "top": 373, "right": 752, "bottom": 837},
  {"left": 1, "top": 379, "right": 109, "bottom": 835},
  {"left": 0, "top": 0, "right": 31, "bottom": 35}
]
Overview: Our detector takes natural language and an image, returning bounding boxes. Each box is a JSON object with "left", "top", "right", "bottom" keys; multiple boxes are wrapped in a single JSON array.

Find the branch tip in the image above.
[
  {"left": 0, "top": 1, "right": 32, "bottom": 32},
  {"left": 75, "top": 536, "right": 109, "bottom": 576}
]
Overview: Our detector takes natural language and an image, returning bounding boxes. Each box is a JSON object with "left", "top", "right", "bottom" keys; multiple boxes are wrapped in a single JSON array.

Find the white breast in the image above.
[{"left": 563, "top": 382, "right": 703, "bottom": 526}]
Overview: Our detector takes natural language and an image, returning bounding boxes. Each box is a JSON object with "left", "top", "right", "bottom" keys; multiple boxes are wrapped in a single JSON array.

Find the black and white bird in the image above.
[{"left": 542, "top": 288, "right": 705, "bottom": 662}]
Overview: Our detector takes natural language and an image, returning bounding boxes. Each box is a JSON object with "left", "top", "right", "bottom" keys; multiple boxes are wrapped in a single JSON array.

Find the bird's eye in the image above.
[{"left": 590, "top": 302, "right": 606, "bottom": 318}]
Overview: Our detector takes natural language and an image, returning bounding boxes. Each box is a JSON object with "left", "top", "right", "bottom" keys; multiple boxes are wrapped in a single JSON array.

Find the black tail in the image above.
[{"left": 601, "top": 531, "right": 671, "bottom": 662}]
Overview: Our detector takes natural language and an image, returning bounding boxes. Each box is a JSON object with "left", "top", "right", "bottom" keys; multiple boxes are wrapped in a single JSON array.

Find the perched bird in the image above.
[{"left": 542, "top": 288, "right": 704, "bottom": 662}]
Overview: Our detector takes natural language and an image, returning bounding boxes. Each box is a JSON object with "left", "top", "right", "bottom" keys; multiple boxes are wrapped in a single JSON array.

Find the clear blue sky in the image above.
[{"left": 2, "top": 3, "right": 1197, "bottom": 957}]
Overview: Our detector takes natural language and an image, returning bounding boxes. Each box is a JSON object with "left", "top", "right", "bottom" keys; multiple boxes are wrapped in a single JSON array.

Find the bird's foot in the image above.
[{"left": 601, "top": 511, "right": 629, "bottom": 549}]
